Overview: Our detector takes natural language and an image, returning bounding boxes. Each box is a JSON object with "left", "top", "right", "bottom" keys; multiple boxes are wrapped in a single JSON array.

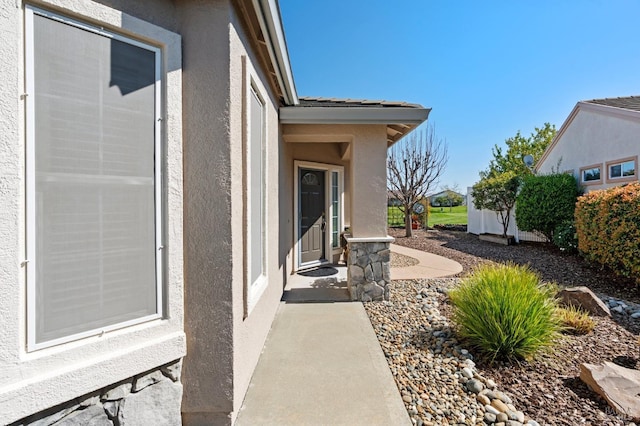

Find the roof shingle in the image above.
[
  {"left": 297, "top": 96, "right": 424, "bottom": 109},
  {"left": 584, "top": 95, "right": 640, "bottom": 112}
]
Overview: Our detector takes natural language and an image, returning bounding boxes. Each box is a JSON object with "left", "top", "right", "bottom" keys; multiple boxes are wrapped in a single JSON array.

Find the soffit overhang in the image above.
[{"left": 280, "top": 106, "right": 431, "bottom": 145}]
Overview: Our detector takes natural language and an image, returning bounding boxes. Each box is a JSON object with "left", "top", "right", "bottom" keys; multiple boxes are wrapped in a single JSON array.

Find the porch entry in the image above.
[{"left": 299, "top": 168, "right": 326, "bottom": 265}]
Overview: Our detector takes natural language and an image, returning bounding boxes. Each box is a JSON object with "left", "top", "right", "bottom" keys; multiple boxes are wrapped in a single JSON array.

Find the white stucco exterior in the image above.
[
  {"left": 0, "top": 1, "right": 185, "bottom": 423},
  {"left": 536, "top": 101, "right": 640, "bottom": 191}
]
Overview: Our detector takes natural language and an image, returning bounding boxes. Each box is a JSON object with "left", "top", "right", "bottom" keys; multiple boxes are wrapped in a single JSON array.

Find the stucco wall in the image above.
[
  {"left": 228, "top": 6, "right": 285, "bottom": 425},
  {"left": 282, "top": 123, "right": 389, "bottom": 268},
  {"left": 178, "top": 1, "right": 237, "bottom": 424},
  {"left": 0, "top": 1, "right": 186, "bottom": 423},
  {"left": 178, "top": 2, "right": 287, "bottom": 424},
  {"left": 537, "top": 106, "right": 640, "bottom": 191},
  {"left": 288, "top": 141, "right": 352, "bottom": 223}
]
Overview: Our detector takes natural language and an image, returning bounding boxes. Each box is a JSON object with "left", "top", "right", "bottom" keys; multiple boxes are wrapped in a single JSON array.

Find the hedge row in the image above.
[{"left": 575, "top": 183, "right": 640, "bottom": 284}]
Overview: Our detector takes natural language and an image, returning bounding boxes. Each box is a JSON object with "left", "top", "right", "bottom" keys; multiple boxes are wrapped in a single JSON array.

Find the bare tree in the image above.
[{"left": 387, "top": 125, "right": 448, "bottom": 237}]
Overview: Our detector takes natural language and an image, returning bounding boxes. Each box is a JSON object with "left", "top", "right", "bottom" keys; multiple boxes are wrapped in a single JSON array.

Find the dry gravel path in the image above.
[{"left": 364, "top": 228, "right": 640, "bottom": 426}]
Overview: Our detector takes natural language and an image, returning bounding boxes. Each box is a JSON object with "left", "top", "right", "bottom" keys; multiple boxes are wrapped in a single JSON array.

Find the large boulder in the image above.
[
  {"left": 580, "top": 362, "right": 640, "bottom": 421},
  {"left": 557, "top": 286, "right": 611, "bottom": 316}
]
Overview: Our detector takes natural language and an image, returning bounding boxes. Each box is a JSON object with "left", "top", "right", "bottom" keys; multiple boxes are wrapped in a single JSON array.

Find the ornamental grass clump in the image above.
[
  {"left": 449, "top": 263, "right": 561, "bottom": 362},
  {"left": 555, "top": 305, "right": 596, "bottom": 335}
]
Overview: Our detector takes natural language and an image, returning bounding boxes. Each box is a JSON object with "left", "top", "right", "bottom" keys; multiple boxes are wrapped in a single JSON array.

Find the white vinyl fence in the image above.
[{"left": 466, "top": 187, "right": 547, "bottom": 243}]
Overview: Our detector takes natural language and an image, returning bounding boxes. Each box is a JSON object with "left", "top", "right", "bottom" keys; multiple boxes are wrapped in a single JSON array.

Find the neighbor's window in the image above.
[
  {"left": 248, "top": 85, "right": 266, "bottom": 288},
  {"left": 581, "top": 166, "right": 601, "bottom": 183},
  {"left": 26, "top": 7, "right": 163, "bottom": 349},
  {"left": 331, "top": 171, "right": 340, "bottom": 248},
  {"left": 608, "top": 159, "right": 636, "bottom": 180}
]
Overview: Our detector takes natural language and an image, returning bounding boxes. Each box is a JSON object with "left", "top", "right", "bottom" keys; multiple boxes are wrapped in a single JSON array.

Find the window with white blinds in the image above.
[
  {"left": 25, "top": 7, "right": 163, "bottom": 349},
  {"left": 249, "top": 86, "right": 265, "bottom": 287}
]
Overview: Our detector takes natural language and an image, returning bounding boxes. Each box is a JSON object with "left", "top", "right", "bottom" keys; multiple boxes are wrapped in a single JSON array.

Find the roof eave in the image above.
[
  {"left": 535, "top": 100, "right": 640, "bottom": 171},
  {"left": 280, "top": 106, "right": 431, "bottom": 145},
  {"left": 280, "top": 106, "right": 431, "bottom": 125},
  {"left": 252, "top": 0, "right": 298, "bottom": 105}
]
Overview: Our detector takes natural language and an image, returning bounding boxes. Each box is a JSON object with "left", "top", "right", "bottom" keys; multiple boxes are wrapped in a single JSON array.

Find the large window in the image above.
[
  {"left": 248, "top": 85, "right": 266, "bottom": 293},
  {"left": 26, "top": 7, "right": 163, "bottom": 349}
]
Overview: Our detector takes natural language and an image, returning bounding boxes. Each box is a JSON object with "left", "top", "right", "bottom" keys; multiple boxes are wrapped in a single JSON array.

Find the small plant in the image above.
[
  {"left": 553, "top": 221, "right": 578, "bottom": 253},
  {"left": 555, "top": 305, "right": 595, "bottom": 335},
  {"left": 449, "top": 263, "right": 561, "bottom": 362}
]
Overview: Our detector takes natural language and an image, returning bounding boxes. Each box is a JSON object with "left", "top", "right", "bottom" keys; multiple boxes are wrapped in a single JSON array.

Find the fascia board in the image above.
[
  {"left": 579, "top": 101, "right": 640, "bottom": 121},
  {"left": 253, "top": 0, "right": 298, "bottom": 105},
  {"left": 280, "top": 106, "right": 431, "bottom": 125},
  {"left": 535, "top": 103, "right": 580, "bottom": 171}
]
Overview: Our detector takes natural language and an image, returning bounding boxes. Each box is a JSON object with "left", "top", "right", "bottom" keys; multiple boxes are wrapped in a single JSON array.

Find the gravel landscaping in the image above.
[{"left": 365, "top": 228, "right": 639, "bottom": 426}]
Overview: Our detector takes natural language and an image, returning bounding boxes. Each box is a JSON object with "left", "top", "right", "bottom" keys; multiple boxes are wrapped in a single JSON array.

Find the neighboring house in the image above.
[
  {"left": 0, "top": 1, "right": 429, "bottom": 425},
  {"left": 429, "top": 190, "right": 465, "bottom": 207},
  {"left": 536, "top": 96, "right": 640, "bottom": 191},
  {"left": 387, "top": 190, "right": 402, "bottom": 206},
  {"left": 470, "top": 96, "right": 640, "bottom": 243}
]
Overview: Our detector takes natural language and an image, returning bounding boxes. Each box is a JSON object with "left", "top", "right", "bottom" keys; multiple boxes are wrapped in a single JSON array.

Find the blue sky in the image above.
[{"left": 279, "top": 0, "right": 640, "bottom": 192}]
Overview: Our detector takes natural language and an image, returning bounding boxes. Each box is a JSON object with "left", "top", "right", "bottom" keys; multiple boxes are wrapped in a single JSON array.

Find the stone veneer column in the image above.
[{"left": 346, "top": 236, "right": 394, "bottom": 302}]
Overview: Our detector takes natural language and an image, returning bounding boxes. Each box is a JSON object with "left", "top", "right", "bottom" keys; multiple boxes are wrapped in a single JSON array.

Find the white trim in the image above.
[
  {"left": 293, "top": 161, "right": 344, "bottom": 272},
  {"left": 329, "top": 170, "right": 343, "bottom": 252},
  {"left": 25, "top": 6, "right": 164, "bottom": 350},
  {"left": 25, "top": 5, "right": 37, "bottom": 353},
  {"left": 579, "top": 101, "right": 640, "bottom": 121},
  {"left": 154, "top": 38, "right": 164, "bottom": 319},
  {"left": 245, "top": 79, "right": 268, "bottom": 316},
  {"left": 280, "top": 106, "right": 430, "bottom": 125},
  {"left": 345, "top": 236, "right": 395, "bottom": 243},
  {"left": 252, "top": 0, "right": 298, "bottom": 104}
]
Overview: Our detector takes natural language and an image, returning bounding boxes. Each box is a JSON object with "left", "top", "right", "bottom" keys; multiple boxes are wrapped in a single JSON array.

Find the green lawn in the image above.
[
  {"left": 388, "top": 205, "right": 467, "bottom": 227},
  {"left": 428, "top": 205, "right": 467, "bottom": 226}
]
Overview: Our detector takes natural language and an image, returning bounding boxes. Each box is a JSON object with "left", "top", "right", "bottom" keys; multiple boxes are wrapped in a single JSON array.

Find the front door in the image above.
[{"left": 299, "top": 169, "right": 325, "bottom": 265}]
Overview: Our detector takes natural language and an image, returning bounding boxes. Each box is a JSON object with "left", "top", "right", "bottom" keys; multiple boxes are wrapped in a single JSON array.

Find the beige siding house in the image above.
[
  {"left": 536, "top": 96, "right": 640, "bottom": 190},
  {"left": 0, "top": 0, "right": 429, "bottom": 424}
]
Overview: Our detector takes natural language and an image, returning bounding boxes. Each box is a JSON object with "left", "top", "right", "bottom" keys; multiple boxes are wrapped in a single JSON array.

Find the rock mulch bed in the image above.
[
  {"left": 391, "top": 252, "right": 420, "bottom": 268},
  {"left": 365, "top": 279, "right": 540, "bottom": 426},
  {"left": 376, "top": 228, "right": 640, "bottom": 425}
]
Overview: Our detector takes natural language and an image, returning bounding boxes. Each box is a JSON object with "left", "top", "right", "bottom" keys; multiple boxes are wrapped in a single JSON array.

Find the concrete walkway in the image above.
[
  {"left": 235, "top": 301, "right": 410, "bottom": 426},
  {"left": 235, "top": 246, "right": 462, "bottom": 425},
  {"left": 390, "top": 243, "right": 463, "bottom": 280}
]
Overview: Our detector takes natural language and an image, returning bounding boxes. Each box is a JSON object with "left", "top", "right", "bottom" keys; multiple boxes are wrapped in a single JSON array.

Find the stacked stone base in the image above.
[
  {"left": 12, "top": 360, "right": 183, "bottom": 426},
  {"left": 347, "top": 238, "right": 391, "bottom": 302}
]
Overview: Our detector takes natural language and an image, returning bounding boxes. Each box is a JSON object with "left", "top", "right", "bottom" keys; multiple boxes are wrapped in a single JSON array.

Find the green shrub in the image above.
[
  {"left": 575, "top": 183, "right": 640, "bottom": 284},
  {"left": 553, "top": 221, "right": 578, "bottom": 252},
  {"left": 516, "top": 173, "right": 580, "bottom": 242},
  {"left": 449, "top": 263, "right": 561, "bottom": 362},
  {"left": 555, "top": 305, "right": 595, "bottom": 335}
]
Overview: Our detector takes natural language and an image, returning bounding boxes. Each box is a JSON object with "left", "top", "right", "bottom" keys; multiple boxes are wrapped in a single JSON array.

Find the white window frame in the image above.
[
  {"left": 330, "top": 170, "right": 342, "bottom": 250},
  {"left": 293, "top": 161, "right": 344, "bottom": 271},
  {"left": 606, "top": 156, "right": 637, "bottom": 184},
  {"left": 580, "top": 163, "right": 602, "bottom": 186},
  {"left": 25, "top": 6, "right": 164, "bottom": 351},
  {"left": 245, "top": 79, "right": 268, "bottom": 315}
]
